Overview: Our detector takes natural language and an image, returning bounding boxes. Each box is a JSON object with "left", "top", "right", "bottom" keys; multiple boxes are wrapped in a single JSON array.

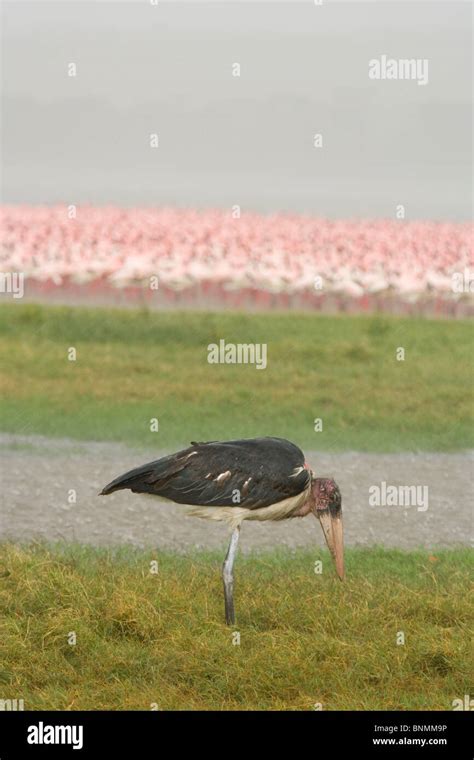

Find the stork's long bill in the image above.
[
  {"left": 100, "top": 437, "right": 344, "bottom": 623},
  {"left": 310, "top": 477, "right": 345, "bottom": 580}
]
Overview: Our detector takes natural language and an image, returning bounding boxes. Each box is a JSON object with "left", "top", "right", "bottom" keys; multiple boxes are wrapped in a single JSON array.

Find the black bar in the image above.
[{"left": 0, "top": 710, "right": 471, "bottom": 758}]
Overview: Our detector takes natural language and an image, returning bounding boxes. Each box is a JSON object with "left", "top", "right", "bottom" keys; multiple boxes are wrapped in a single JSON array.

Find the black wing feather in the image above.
[{"left": 100, "top": 437, "right": 310, "bottom": 510}]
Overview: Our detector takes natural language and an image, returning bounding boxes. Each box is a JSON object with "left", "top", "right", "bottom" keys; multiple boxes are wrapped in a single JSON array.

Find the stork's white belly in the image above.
[{"left": 185, "top": 482, "right": 311, "bottom": 530}]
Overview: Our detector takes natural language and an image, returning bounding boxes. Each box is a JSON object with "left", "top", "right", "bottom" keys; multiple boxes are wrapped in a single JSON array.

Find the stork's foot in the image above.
[{"left": 222, "top": 526, "right": 240, "bottom": 626}]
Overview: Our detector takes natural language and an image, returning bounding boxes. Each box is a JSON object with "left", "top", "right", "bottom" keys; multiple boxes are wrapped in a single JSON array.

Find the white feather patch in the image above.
[
  {"left": 214, "top": 470, "right": 232, "bottom": 484},
  {"left": 289, "top": 466, "right": 304, "bottom": 477},
  {"left": 186, "top": 482, "right": 311, "bottom": 530}
]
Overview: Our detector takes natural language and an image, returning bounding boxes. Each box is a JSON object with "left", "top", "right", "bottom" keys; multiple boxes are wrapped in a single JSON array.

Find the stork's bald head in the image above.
[{"left": 312, "top": 477, "right": 342, "bottom": 516}]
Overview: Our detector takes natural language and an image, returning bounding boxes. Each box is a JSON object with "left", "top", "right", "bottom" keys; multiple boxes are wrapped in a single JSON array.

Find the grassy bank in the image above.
[
  {"left": 0, "top": 544, "right": 471, "bottom": 710},
  {"left": 0, "top": 303, "right": 472, "bottom": 451}
]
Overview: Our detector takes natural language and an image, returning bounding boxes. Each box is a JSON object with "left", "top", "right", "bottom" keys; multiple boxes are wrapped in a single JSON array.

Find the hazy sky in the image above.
[{"left": 2, "top": 1, "right": 472, "bottom": 219}]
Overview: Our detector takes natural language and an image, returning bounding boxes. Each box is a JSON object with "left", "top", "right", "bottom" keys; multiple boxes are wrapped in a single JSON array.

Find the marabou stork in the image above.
[{"left": 100, "top": 437, "right": 344, "bottom": 624}]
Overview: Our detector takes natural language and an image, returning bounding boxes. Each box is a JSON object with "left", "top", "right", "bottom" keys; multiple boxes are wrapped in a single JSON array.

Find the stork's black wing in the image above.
[{"left": 100, "top": 437, "right": 310, "bottom": 510}]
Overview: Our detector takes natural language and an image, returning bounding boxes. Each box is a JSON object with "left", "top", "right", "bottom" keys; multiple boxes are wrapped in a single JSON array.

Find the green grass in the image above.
[
  {"left": 0, "top": 543, "right": 471, "bottom": 710},
  {"left": 0, "top": 303, "right": 472, "bottom": 451}
]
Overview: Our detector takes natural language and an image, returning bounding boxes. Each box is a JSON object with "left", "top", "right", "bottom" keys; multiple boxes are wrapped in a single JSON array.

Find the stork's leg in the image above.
[{"left": 222, "top": 526, "right": 240, "bottom": 625}]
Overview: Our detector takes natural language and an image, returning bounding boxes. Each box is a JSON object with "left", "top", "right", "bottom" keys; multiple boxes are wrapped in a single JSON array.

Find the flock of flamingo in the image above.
[{"left": 1, "top": 205, "right": 472, "bottom": 314}]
